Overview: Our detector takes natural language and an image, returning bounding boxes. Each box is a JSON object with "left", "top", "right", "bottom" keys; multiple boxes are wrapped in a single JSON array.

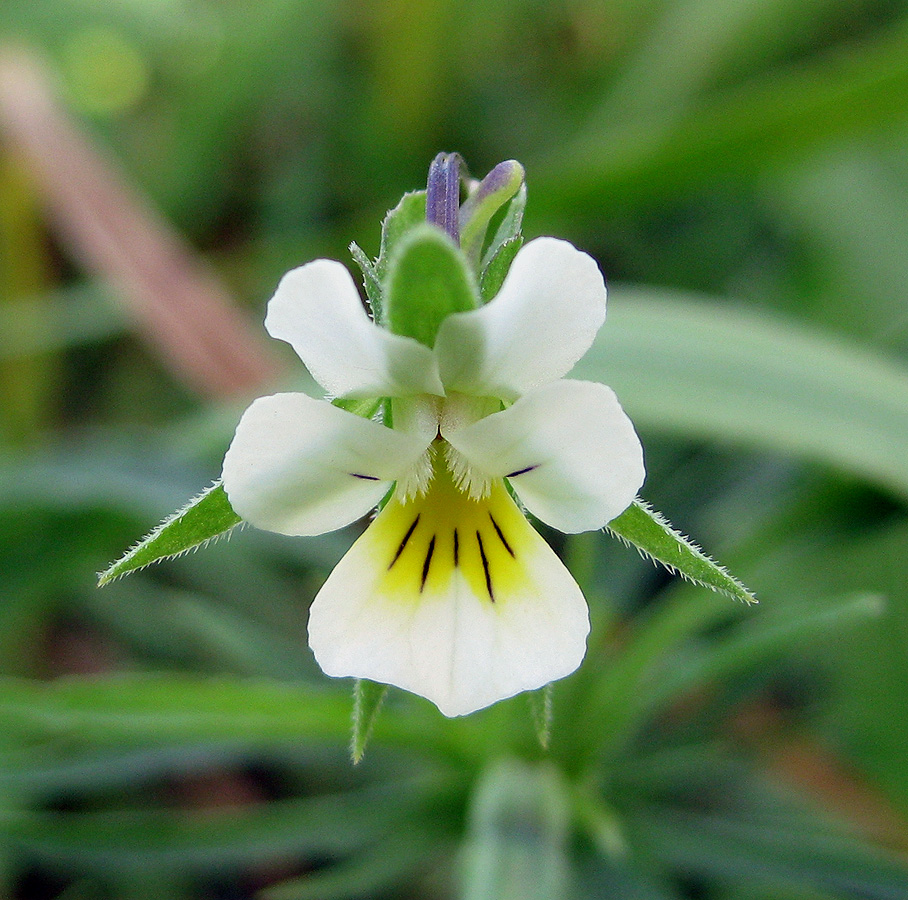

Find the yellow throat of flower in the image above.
[{"left": 366, "top": 447, "right": 538, "bottom": 606}]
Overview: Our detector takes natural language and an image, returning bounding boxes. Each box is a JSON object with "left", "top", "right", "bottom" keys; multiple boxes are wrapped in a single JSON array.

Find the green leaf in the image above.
[
  {"left": 652, "top": 592, "right": 884, "bottom": 708},
  {"left": 461, "top": 759, "right": 571, "bottom": 900},
  {"left": 386, "top": 224, "right": 478, "bottom": 347},
  {"left": 564, "top": 590, "right": 737, "bottom": 767},
  {"left": 98, "top": 482, "right": 241, "bottom": 586},
  {"left": 0, "top": 674, "right": 476, "bottom": 761},
  {"left": 575, "top": 288, "right": 908, "bottom": 499},
  {"left": 633, "top": 804, "right": 908, "bottom": 898},
  {"left": 351, "top": 679, "right": 389, "bottom": 764},
  {"left": 2, "top": 780, "right": 441, "bottom": 875},
  {"left": 535, "top": 20, "right": 908, "bottom": 219},
  {"left": 607, "top": 499, "right": 755, "bottom": 604},
  {"left": 480, "top": 235, "right": 523, "bottom": 303},
  {"left": 260, "top": 832, "right": 435, "bottom": 900}
]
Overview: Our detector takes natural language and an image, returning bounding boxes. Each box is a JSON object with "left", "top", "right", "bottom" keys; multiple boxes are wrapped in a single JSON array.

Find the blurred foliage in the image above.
[{"left": 3, "top": 0, "right": 908, "bottom": 898}]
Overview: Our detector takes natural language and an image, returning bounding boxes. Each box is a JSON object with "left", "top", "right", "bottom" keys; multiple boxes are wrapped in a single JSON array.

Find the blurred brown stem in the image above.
[{"left": 0, "top": 47, "right": 282, "bottom": 400}]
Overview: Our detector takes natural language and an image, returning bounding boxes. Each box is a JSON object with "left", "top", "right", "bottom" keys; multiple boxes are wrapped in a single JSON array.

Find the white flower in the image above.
[{"left": 221, "top": 237, "right": 644, "bottom": 716}]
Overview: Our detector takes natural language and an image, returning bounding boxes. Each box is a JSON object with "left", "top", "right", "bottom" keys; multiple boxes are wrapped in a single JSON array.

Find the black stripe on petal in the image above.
[
  {"left": 505, "top": 464, "right": 538, "bottom": 478},
  {"left": 420, "top": 536, "right": 436, "bottom": 592},
  {"left": 389, "top": 515, "right": 420, "bottom": 569},
  {"left": 476, "top": 531, "right": 494, "bottom": 602},
  {"left": 489, "top": 513, "right": 515, "bottom": 558}
]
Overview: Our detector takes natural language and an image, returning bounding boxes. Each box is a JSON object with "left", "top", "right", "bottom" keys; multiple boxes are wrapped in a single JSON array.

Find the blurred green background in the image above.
[{"left": 3, "top": 0, "right": 908, "bottom": 897}]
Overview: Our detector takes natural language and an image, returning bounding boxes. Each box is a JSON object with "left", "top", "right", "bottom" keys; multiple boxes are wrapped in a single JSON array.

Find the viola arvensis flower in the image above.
[{"left": 221, "top": 157, "right": 644, "bottom": 716}]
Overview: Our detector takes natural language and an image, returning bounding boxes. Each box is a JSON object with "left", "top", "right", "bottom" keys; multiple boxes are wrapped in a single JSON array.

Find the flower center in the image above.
[
  {"left": 392, "top": 393, "right": 501, "bottom": 502},
  {"left": 364, "top": 449, "right": 534, "bottom": 606}
]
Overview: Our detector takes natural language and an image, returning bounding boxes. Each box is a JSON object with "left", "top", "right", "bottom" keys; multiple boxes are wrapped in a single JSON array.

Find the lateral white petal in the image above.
[
  {"left": 443, "top": 380, "right": 644, "bottom": 533},
  {"left": 434, "top": 237, "right": 606, "bottom": 399},
  {"left": 222, "top": 393, "right": 431, "bottom": 536},
  {"left": 307, "top": 479, "right": 590, "bottom": 717},
  {"left": 265, "top": 260, "right": 444, "bottom": 397}
]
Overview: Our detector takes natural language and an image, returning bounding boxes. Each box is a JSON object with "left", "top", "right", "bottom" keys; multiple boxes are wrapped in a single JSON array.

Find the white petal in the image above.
[
  {"left": 308, "top": 469, "right": 589, "bottom": 717},
  {"left": 265, "top": 260, "right": 444, "bottom": 397},
  {"left": 443, "top": 380, "right": 644, "bottom": 533},
  {"left": 434, "top": 237, "right": 606, "bottom": 399},
  {"left": 222, "top": 393, "right": 431, "bottom": 536}
]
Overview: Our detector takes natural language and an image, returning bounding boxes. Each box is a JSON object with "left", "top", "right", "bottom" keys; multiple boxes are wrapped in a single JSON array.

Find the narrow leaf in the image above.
[
  {"left": 535, "top": 21, "right": 908, "bottom": 219},
  {"left": 574, "top": 288, "right": 908, "bottom": 499},
  {"left": 652, "top": 592, "right": 884, "bottom": 708},
  {"left": 260, "top": 831, "right": 434, "bottom": 900},
  {"left": 98, "top": 482, "right": 241, "bottom": 585},
  {"left": 351, "top": 679, "right": 389, "bottom": 764},
  {"left": 0, "top": 283, "right": 126, "bottom": 360},
  {"left": 607, "top": 499, "right": 755, "bottom": 604},
  {"left": 2, "top": 781, "right": 437, "bottom": 875},
  {"left": 634, "top": 804, "right": 908, "bottom": 898},
  {"left": 0, "top": 675, "right": 474, "bottom": 760},
  {"left": 332, "top": 395, "right": 383, "bottom": 419}
]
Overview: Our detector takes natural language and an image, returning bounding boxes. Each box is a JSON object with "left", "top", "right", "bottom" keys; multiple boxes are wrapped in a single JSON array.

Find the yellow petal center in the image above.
[{"left": 367, "top": 446, "right": 536, "bottom": 605}]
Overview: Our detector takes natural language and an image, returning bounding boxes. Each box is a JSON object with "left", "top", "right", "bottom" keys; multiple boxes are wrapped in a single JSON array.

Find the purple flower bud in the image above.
[{"left": 426, "top": 152, "right": 461, "bottom": 245}]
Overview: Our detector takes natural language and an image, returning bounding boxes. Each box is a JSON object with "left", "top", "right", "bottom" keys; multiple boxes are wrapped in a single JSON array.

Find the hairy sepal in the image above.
[
  {"left": 607, "top": 499, "right": 755, "bottom": 604},
  {"left": 351, "top": 678, "right": 389, "bottom": 764},
  {"left": 98, "top": 481, "right": 241, "bottom": 585}
]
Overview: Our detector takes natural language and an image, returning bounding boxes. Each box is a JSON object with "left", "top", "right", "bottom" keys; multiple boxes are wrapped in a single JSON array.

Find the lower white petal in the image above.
[
  {"left": 222, "top": 393, "right": 431, "bottom": 536},
  {"left": 443, "top": 379, "right": 644, "bottom": 533},
  {"left": 307, "top": 459, "right": 589, "bottom": 717}
]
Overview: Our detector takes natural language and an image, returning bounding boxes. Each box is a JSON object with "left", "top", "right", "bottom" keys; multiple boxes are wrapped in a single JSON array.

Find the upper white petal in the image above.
[
  {"left": 265, "top": 260, "right": 444, "bottom": 398},
  {"left": 443, "top": 380, "right": 644, "bottom": 533},
  {"left": 222, "top": 393, "right": 432, "bottom": 536},
  {"left": 307, "top": 481, "right": 589, "bottom": 716},
  {"left": 433, "top": 237, "right": 607, "bottom": 399}
]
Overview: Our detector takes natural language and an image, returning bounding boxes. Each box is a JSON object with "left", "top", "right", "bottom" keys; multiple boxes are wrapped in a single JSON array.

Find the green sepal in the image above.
[
  {"left": 375, "top": 191, "right": 427, "bottom": 279},
  {"left": 332, "top": 395, "right": 383, "bottom": 419},
  {"left": 480, "top": 235, "right": 523, "bottom": 303},
  {"left": 527, "top": 683, "right": 554, "bottom": 751},
  {"left": 98, "top": 481, "right": 241, "bottom": 586},
  {"left": 385, "top": 224, "right": 478, "bottom": 348},
  {"left": 349, "top": 241, "right": 384, "bottom": 318},
  {"left": 351, "top": 678, "right": 389, "bottom": 764},
  {"left": 459, "top": 160, "right": 525, "bottom": 265},
  {"left": 607, "top": 499, "right": 756, "bottom": 604},
  {"left": 346, "top": 190, "right": 427, "bottom": 327},
  {"left": 481, "top": 183, "right": 526, "bottom": 271}
]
